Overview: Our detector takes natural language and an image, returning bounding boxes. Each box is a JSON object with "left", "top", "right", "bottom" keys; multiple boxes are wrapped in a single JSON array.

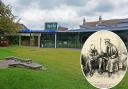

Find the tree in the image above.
[{"left": 0, "top": 0, "right": 20, "bottom": 35}]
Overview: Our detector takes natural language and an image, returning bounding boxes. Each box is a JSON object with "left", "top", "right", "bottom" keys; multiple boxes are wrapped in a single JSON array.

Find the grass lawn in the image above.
[{"left": 0, "top": 46, "right": 127, "bottom": 89}]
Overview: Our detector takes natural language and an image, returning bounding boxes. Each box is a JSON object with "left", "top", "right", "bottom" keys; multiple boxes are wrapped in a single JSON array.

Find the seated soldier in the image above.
[
  {"left": 87, "top": 44, "right": 99, "bottom": 76},
  {"left": 104, "top": 39, "right": 119, "bottom": 77}
]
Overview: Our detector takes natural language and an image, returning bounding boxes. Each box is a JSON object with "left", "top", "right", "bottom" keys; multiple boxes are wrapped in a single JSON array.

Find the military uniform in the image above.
[
  {"left": 105, "top": 42, "right": 118, "bottom": 73},
  {"left": 86, "top": 47, "right": 99, "bottom": 75}
]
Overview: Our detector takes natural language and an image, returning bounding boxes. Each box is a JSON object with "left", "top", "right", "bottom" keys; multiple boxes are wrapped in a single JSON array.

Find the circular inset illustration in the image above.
[{"left": 80, "top": 30, "right": 127, "bottom": 88}]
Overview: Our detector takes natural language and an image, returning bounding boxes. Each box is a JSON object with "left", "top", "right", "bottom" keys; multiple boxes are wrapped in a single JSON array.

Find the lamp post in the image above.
[{"left": 55, "top": 32, "right": 57, "bottom": 48}]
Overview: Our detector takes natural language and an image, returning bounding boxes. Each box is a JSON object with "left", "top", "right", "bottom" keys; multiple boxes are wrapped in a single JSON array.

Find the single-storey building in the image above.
[{"left": 18, "top": 17, "right": 128, "bottom": 49}]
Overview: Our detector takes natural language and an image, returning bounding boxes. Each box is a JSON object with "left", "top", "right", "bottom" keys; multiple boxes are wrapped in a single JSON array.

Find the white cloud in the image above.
[
  {"left": 19, "top": 4, "right": 80, "bottom": 29},
  {"left": 2, "top": 0, "right": 19, "bottom": 5},
  {"left": 2, "top": 0, "right": 128, "bottom": 29}
]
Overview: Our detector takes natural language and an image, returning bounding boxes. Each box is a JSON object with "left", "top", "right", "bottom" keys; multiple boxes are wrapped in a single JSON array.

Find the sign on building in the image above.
[{"left": 45, "top": 22, "right": 58, "bottom": 30}]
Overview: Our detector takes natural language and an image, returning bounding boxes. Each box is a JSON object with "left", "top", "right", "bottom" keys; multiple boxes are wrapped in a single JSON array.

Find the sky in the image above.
[{"left": 2, "top": 0, "right": 128, "bottom": 29}]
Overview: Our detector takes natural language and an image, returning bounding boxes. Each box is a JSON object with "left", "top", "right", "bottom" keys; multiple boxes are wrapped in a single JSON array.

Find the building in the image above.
[
  {"left": 58, "top": 26, "right": 68, "bottom": 31},
  {"left": 18, "top": 17, "right": 128, "bottom": 49}
]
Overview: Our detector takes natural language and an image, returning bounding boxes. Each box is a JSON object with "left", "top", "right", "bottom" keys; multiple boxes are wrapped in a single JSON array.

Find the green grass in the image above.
[{"left": 0, "top": 46, "right": 127, "bottom": 89}]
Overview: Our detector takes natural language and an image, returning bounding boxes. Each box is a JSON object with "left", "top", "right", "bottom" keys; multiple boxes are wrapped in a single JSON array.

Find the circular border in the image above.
[{"left": 80, "top": 30, "right": 128, "bottom": 89}]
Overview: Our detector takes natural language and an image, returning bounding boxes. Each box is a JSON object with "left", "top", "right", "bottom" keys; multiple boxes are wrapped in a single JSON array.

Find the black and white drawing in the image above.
[{"left": 80, "top": 30, "right": 127, "bottom": 88}]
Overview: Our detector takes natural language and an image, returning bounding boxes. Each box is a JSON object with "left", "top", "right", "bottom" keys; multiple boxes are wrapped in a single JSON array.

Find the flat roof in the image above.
[{"left": 18, "top": 26, "right": 128, "bottom": 33}]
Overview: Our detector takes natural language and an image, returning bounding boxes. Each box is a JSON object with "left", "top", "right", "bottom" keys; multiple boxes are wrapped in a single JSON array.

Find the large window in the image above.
[
  {"left": 57, "top": 33, "right": 81, "bottom": 48},
  {"left": 41, "top": 33, "right": 55, "bottom": 48}
]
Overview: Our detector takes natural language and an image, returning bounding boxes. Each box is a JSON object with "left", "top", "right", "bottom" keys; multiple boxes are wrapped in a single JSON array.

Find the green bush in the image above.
[{"left": 7, "top": 35, "right": 19, "bottom": 45}]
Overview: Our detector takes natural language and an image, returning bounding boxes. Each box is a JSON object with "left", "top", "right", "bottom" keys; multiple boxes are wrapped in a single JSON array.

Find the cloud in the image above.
[
  {"left": 19, "top": 4, "right": 80, "bottom": 29},
  {"left": 17, "top": 0, "right": 87, "bottom": 9},
  {"left": 94, "top": 0, "right": 114, "bottom": 12},
  {"left": 2, "top": 0, "right": 128, "bottom": 29}
]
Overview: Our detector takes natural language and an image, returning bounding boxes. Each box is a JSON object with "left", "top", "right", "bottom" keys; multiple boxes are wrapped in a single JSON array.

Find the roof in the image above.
[
  {"left": 16, "top": 23, "right": 29, "bottom": 30},
  {"left": 18, "top": 18, "right": 128, "bottom": 33},
  {"left": 18, "top": 26, "right": 128, "bottom": 33},
  {"left": 80, "top": 18, "right": 128, "bottom": 28},
  {"left": 18, "top": 29, "right": 57, "bottom": 33}
]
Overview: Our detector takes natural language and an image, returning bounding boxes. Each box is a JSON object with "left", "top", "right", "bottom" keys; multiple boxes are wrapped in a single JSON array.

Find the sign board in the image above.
[{"left": 45, "top": 22, "right": 58, "bottom": 30}]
